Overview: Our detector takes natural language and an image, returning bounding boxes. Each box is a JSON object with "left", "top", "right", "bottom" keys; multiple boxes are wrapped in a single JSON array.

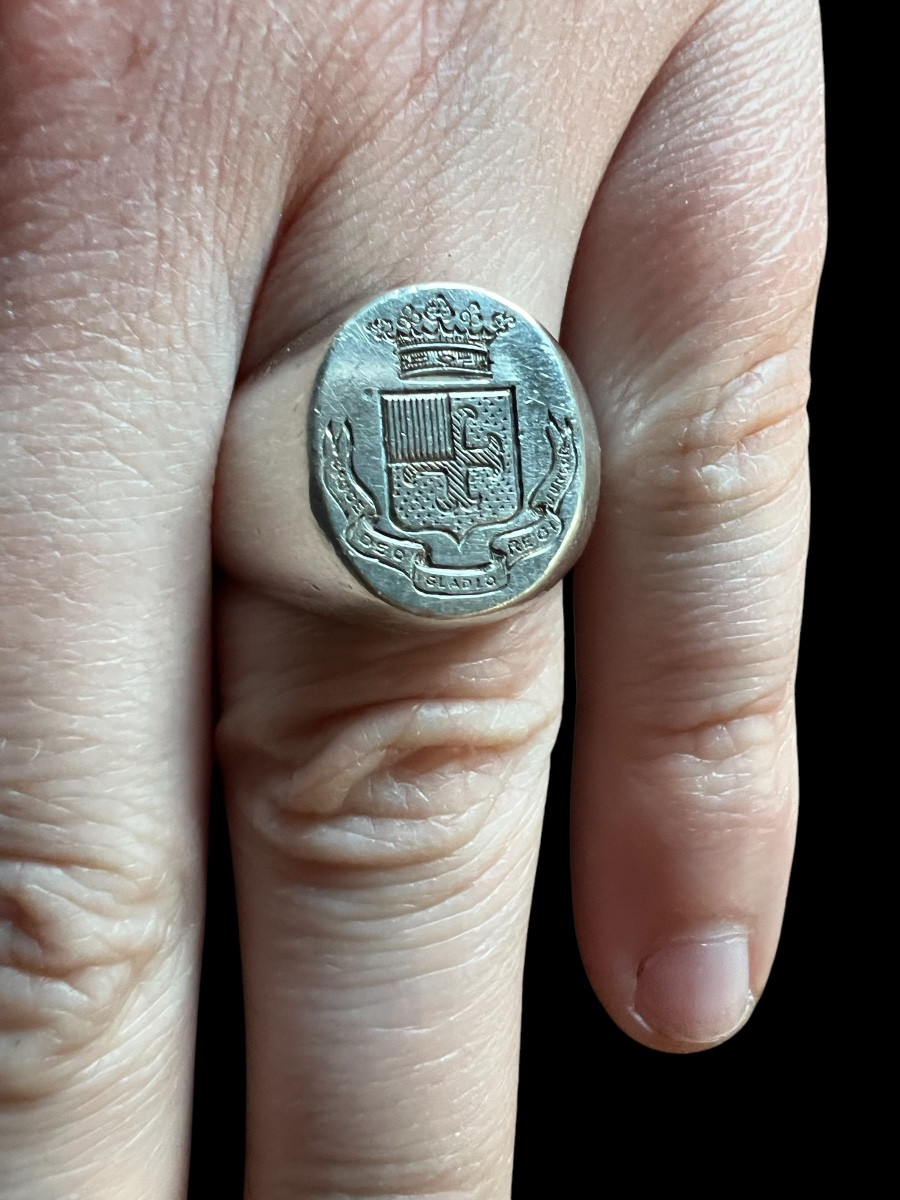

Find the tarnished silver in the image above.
[{"left": 309, "top": 283, "right": 599, "bottom": 618}]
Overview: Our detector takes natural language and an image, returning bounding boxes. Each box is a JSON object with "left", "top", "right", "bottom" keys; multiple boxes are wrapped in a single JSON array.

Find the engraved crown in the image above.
[{"left": 366, "top": 293, "right": 515, "bottom": 379}]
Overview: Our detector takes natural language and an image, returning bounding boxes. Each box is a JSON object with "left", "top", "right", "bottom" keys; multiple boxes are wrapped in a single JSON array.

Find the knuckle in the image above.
[
  {"left": 224, "top": 693, "right": 559, "bottom": 877},
  {"left": 218, "top": 602, "right": 564, "bottom": 881},
  {"left": 0, "top": 826, "right": 184, "bottom": 1103},
  {"left": 626, "top": 348, "right": 811, "bottom": 526},
  {"left": 626, "top": 691, "right": 796, "bottom": 848}
]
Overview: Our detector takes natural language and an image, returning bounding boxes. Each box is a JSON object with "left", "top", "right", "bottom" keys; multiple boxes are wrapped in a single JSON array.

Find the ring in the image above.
[{"left": 308, "top": 283, "right": 599, "bottom": 618}]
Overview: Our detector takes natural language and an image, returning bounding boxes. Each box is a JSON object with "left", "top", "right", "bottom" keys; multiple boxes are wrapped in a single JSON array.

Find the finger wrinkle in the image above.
[
  {"left": 624, "top": 746, "right": 796, "bottom": 848},
  {"left": 619, "top": 638, "right": 799, "bottom": 724},
  {"left": 0, "top": 856, "right": 183, "bottom": 1102},
  {"left": 230, "top": 697, "right": 556, "bottom": 873},
  {"left": 245, "top": 819, "right": 541, "bottom": 917},
  {"left": 310, "top": 823, "right": 536, "bottom": 928},
  {"left": 608, "top": 736, "right": 797, "bottom": 870},
  {"left": 671, "top": 410, "right": 807, "bottom": 513},
  {"left": 605, "top": 702, "right": 796, "bottom": 843},
  {"left": 291, "top": 697, "right": 554, "bottom": 810},
  {"left": 263, "top": 792, "right": 528, "bottom": 880},
  {"left": 632, "top": 693, "right": 791, "bottom": 764},
  {"left": 607, "top": 347, "right": 811, "bottom": 508}
]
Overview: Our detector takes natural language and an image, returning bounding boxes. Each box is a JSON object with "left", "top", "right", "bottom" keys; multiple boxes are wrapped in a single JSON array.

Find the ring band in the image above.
[{"left": 309, "top": 283, "right": 599, "bottom": 617}]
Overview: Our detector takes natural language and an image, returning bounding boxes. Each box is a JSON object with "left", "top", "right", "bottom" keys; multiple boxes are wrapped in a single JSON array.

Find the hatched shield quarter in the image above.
[{"left": 309, "top": 284, "right": 599, "bottom": 618}]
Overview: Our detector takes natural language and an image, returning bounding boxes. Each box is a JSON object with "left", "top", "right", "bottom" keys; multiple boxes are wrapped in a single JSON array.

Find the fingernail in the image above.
[{"left": 633, "top": 934, "right": 753, "bottom": 1045}]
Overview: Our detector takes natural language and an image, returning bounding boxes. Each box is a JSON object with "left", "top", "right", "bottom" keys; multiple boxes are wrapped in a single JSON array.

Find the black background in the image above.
[{"left": 189, "top": 7, "right": 849, "bottom": 1191}]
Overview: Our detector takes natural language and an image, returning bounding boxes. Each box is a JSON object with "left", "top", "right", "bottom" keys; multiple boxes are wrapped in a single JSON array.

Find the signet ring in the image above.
[{"left": 217, "top": 283, "right": 600, "bottom": 621}]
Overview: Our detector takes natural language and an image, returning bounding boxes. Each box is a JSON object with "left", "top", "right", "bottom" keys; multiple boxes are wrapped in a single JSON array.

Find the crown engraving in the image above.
[{"left": 366, "top": 293, "right": 515, "bottom": 379}]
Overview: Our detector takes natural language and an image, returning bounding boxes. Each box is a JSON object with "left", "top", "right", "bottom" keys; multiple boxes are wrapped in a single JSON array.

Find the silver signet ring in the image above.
[
  {"left": 310, "top": 284, "right": 599, "bottom": 618},
  {"left": 217, "top": 283, "right": 599, "bottom": 621}
]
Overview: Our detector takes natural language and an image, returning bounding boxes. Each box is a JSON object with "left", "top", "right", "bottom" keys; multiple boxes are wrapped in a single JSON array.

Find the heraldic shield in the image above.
[{"left": 381, "top": 387, "right": 522, "bottom": 541}]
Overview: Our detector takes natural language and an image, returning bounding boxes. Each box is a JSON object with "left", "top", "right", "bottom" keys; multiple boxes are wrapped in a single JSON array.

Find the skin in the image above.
[{"left": 0, "top": 1, "right": 825, "bottom": 1197}]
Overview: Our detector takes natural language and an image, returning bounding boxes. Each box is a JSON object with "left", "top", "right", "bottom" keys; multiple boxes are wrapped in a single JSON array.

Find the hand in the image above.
[{"left": 0, "top": 1, "right": 825, "bottom": 1195}]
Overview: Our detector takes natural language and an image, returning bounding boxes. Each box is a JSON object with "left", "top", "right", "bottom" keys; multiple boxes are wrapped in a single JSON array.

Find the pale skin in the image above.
[{"left": 0, "top": 0, "right": 825, "bottom": 1195}]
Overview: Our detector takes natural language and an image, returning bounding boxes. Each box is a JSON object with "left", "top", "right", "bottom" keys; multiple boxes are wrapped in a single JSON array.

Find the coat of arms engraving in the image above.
[{"left": 319, "top": 292, "right": 579, "bottom": 600}]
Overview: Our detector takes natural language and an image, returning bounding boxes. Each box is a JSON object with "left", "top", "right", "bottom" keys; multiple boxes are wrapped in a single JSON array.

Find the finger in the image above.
[
  {"left": 564, "top": 0, "right": 826, "bottom": 1051},
  {"left": 213, "top": 3, "right": 704, "bottom": 1192},
  {"left": 0, "top": 3, "right": 288, "bottom": 1193}
]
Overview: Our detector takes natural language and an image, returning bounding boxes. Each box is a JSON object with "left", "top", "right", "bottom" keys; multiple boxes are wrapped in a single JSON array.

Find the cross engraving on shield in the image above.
[{"left": 380, "top": 387, "right": 523, "bottom": 542}]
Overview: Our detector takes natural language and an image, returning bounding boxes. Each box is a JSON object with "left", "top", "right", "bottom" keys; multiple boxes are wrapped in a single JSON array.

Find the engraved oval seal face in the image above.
[{"left": 309, "top": 283, "right": 599, "bottom": 618}]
